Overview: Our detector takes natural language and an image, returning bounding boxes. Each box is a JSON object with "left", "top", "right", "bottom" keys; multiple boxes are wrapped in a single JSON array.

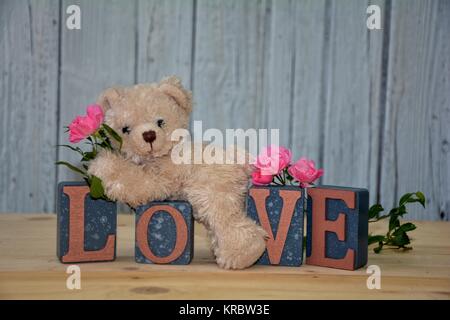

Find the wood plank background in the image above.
[{"left": 0, "top": 0, "right": 448, "bottom": 220}]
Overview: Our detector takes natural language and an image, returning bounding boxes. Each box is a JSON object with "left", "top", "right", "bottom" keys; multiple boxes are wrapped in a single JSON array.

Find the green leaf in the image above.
[
  {"left": 399, "top": 193, "right": 414, "bottom": 207},
  {"left": 368, "top": 235, "right": 385, "bottom": 245},
  {"left": 55, "top": 161, "right": 86, "bottom": 177},
  {"left": 102, "top": 124, "right": 122, "bottom": 149},
  {"left": 98, "top": 129, "right": 112, "bottom": 145},
  {"left": 388, "top": 206, "right": 400, "bottom": 217},
  {"left": 388, "top": 214, "right": 400, "bottom": 232},
  {"left": 373, "top": 242, "right": 383, "bottom": 254},
  {"left": 393, "top": 222, "right": 417, "bottom": 236},
  {"left": 99, "top": 135, "right": 114, "bottom": 150},
  {"left": 368, "top": 204, "right": 384, "bottom": 220},
  {"left": 98, "top": 128, "right": 107, "bottom": 137},
  {"left": 415, "top": 191, "right": 426, "bottom": 208},
  {"left": 397, "top": 205, "right": 407, "bottom": 217},
  {"left": 81, "top": 151, "right": 97, "bottom": 162},
  {"left": 390, "top": 232, "right": 411, "bottom": 247},
  {"left": 89, "top": 175, "right": 105, "bottom": 199},
  {"left": 399, "top": 191, "right": 426, "bottom": 208}
]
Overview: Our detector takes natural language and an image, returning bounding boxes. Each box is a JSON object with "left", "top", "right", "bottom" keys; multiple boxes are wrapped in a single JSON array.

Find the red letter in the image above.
[
  {"left": 62, "top": 186, "right": 115, "bottom": 263},
  {"left": 306, "top": 188, "right": 355, "bottom": 270},
  {"left": 249, "top": 188, "right": 302, "bottom": 265},
  {"left": 136, "top": 205, "right": 188, "bottom": 264}
]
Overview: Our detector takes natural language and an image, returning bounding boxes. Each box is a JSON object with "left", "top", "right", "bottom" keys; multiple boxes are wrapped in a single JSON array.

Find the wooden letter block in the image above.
[
  {"left": 306, "top": 185, "right": 369, "bottom": 270},
  {"left": 247, "top": 186, "right": 304, "bottom": 266},
  {"left": 135, "top": 201, "right": 194, "bottom": 265},
  {"left": 57, "top": 181, "right": 117, "bottom": 263}
]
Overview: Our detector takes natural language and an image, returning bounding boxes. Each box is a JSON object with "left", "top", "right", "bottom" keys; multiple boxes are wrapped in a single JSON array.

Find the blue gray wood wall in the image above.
[{"left": 1, "top": 0, "right": 449, "bottom": 220}]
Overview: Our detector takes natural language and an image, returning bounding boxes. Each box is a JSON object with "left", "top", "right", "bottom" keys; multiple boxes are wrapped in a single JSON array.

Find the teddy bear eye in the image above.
[
  {"left": 157, "top": 119, "right": 165, "bottom": 128},
  {"left": 122, "top": 126, "right": 131, "bottom": 134}
]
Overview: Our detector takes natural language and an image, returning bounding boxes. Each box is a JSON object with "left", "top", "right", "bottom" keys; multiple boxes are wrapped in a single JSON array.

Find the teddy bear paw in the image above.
[
  {"left": 215, "top": 227, "right": 267, "bottom": 270},
  {"left": 103, "top": 181, "right": 126, "bottom": 200},
  {"left": 88, "top": 157, "right": 111, "bottom": 181}
]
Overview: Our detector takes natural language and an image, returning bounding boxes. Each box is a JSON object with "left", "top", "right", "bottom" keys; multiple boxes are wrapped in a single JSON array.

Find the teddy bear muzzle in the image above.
[{"left": 142, "top": 130, "right": 156, "bottom": 144}]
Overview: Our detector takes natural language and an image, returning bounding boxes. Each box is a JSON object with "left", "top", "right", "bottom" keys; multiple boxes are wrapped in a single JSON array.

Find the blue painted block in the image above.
[
  {"left": 135, "top": 201, "right": 194, "bottom": 265},
  {"left": 57, "top": 181, "right": 117, "bottom": 263},
  {"left": 247, "top": 185, "right": 305, "bottom": 266},
  {"left": 306, "top": 185, "right": 369, "bottom": 270}
]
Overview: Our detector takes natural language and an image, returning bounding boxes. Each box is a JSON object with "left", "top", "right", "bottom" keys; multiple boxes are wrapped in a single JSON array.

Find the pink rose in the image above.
[
  {"left": 288, "top": 157, "right": 324, "bottom": 187},
  {"left": 251, "top": 169, "right": 273, "bottom": 186},
  {"left": 68, "top": 105, "right": 104, "bottom": 143},
  {"left": 255, "top": 145, "right": 292, "bottom": 175}
]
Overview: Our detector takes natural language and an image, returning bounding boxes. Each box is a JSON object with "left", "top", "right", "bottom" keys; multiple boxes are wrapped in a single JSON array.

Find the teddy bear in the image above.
[{"left": 88, "top": 76, "right": 267, "bottom": 269}]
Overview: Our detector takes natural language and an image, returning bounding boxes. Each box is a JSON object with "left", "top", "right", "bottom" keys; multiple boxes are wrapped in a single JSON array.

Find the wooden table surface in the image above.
[{"left": 0, "top": 213, "right": 449, "bottom": 300}]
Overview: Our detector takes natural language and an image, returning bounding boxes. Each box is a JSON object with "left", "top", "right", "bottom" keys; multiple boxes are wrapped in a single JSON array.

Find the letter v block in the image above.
[
  {"left": 306, "top": 185, "right": 369, "bottom": 270},
  {"left": 247, "top": 186, "right": 305, "bottom": 266},
  {"left": 57, "top": 181, "right": 117, "bottom": 263},
  {"left": 135, "top": 201, "right": 194, "bottom": 265}
]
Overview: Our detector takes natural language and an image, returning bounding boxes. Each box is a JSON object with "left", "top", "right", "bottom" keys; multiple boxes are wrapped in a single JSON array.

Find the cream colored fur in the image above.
[{"left": 88, "top": 76, "right": 267, "bottom": 269}]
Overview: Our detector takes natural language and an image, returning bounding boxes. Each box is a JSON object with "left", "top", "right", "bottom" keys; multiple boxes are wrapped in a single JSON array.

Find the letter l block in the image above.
[{"left": 57, "top": 181, "right": 117, "bottom": 263}]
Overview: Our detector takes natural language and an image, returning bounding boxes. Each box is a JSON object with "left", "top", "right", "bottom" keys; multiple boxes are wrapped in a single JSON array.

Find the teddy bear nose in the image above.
[{"left": 142, "top": 130, "right": 156, "bottom": 144}]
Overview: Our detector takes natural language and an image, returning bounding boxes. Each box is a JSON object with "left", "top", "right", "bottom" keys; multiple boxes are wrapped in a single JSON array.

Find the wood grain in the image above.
[
  {"left": 0, "top": 0, "right": 59, "bottom": 213},
  {"left": 321, "top": 0, "right": 384, "bottom": 203},
  {"left": 379, "top": 0, "right": 450, "bottom": 220},
  {"left": 290, "top": 0, "right": 327, "bottom": 163},
  {"left": 192, "top": 0, "right": 267, "bottom": 131},
  {"left": 136, "top": 0, "right": 193, "bottom": 86},
  {"left": 260, "top": 0, "right": 295, "bottom": 148},
  {"left": 0, "top": 214, "right": 448, "bottom": 299}
]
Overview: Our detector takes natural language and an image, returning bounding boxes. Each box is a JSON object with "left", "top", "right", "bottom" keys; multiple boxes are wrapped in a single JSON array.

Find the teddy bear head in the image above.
[{"left": 97, "top": 76, "right": 192, "bottom": 163}]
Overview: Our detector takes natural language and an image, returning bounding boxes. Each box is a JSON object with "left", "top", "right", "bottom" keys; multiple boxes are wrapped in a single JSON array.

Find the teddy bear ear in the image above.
[
  {"left": 158, "top": 76, "right": 193, "bottom": 113},
  {"left": 96, "top": 87, "right": 123, "bottom": 112}
]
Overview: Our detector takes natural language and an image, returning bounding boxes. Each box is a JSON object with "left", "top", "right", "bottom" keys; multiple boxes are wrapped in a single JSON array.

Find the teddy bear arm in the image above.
[
  {"left": 88, "top": 152, "right": 144, "bottom": 202},
  {"left": 88, "top": 152, "right": 174, "bottom": 207},
  {"left": 108, "top": 168, "right": 166, "bottom": 206},
  {"left": 87, "top": 151, "right": 125, "bottom": 182},
  {"left": 112, "top": 173, "right": 173, "bottom": 208}
]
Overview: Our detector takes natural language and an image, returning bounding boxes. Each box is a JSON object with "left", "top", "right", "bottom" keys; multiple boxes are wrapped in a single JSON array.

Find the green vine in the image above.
[{"left": 368, "top": 191, "right": 426, "bottom": 253}]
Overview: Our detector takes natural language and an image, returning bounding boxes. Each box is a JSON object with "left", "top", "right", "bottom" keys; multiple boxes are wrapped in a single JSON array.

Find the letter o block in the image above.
[{"left": 135, "top": 201, "right": 194, "bottom": 265}]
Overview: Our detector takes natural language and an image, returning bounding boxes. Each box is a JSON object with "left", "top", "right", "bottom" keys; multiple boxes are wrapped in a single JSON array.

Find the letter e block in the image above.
[
  {"left": 135, "top": 201, "right": 194, "bottom": 265},
  {"left": 306, "top": 185, "right": 369, "bottom": 270}
]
